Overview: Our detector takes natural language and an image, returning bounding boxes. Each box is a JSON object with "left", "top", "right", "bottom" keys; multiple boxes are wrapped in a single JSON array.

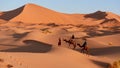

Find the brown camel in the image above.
[
  {"left": 63, "top": 39, "right": 76, "bottom": 49},
  {"left": 63, "top": 38, "right": 89, "bottom": 54}
]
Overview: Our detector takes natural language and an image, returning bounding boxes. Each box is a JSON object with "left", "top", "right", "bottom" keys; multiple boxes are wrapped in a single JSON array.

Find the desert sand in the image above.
[{"left": 0, "top": 3, "right": 120, "bottom": 68}]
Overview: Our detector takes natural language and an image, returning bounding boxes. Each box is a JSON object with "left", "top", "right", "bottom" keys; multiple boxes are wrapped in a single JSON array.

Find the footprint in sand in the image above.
[{"left": 0, "top": 58, "right": 13, "bottom": 68}]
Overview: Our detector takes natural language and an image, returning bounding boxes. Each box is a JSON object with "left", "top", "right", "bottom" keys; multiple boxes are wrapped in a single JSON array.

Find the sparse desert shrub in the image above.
[{"left": 109, "top": 60, "right": 120, "bottom": 68}]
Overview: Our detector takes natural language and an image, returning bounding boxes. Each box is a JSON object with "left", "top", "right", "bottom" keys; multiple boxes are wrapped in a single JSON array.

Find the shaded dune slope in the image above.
[
  {"left": 84, "top": 11, "right": 107, "bottom": 20},
  {"left": 0, "top": 40, "right": 52, "bottom": 53},
  {"left": 0, "top": 6, "right": 24, "bottom": 21}
]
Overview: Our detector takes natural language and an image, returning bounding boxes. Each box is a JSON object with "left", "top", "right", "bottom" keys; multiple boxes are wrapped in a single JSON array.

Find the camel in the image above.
[
  {"left": 77, "top": 43, "right": 89, "bottom": 54},
  {"left": 63, "top": 38, "right": 89, "bottom": 54},
  {"left": 63, "top": 39, "right": 77, "bottom": 49}
]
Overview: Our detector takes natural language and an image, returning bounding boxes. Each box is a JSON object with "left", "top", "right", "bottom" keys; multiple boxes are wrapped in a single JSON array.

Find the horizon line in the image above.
[{"left": 0, "top": 3, "right": 119, "bottom": 15}]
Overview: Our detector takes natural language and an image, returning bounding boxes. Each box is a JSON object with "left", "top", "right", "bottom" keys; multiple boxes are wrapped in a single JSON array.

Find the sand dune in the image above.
[
  {"left": 0, "top": 6, "right": 24, "bottom": 21},
  {"left": 84, "top": 11, "right": 120, "bottom": 26},
  {"left": 89, "top": 34, "right": 120, "bottom": 46},
  {"left": 0, "top": 47, "right": 109, "bottom": 68},
  {"left": 87, "top": 34, "right": 120, "bottom": 61},
  {"left": 10, "top": 3, "right": 75, "bottom": 24},
  {"left": 0, "top": 3, "right": 120, "bottom": 27},
  {"left": 0, "top": 26, "right": 119, "bottom": 68},
  {"left": 0, "top": 3, "right": 120, "bottom": 68}
]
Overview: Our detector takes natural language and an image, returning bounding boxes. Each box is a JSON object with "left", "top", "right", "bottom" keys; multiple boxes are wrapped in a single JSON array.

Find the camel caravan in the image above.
[{"left": 58, "top": 35, "right": 89, "bottom": 55}]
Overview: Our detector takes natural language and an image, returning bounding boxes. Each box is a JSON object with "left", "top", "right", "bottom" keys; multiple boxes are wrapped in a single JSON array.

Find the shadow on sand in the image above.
[
  {"left": 90, "top": 46, "right": 120, "bottom": 56},
  {"left": 83, "top": 26, "right": 120, "bottom": 38},
  {"left": 0, "top": 6, "right": 24, "bottom": 21},
  {"left": 0, "top": 40, "right": 52, "bottom": 53},
  {"left": 90, "top": 60, "right": 109, "bottom": 68},
  {"left": 12, "top": 32, "right": 29, "bottom": 41},
  {"left": 84, "top": 11, "right": 107, "bottom": 20}
]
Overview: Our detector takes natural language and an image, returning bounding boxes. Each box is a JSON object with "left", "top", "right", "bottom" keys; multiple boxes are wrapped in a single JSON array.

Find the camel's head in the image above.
[{"left": 63, "top": 39, "right": 67, "bottom": 42}]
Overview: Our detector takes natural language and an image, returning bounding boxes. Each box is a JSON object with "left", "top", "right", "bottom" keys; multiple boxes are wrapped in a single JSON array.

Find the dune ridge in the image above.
[
  {"left": 0, "top": 3, "right": 119, "bottom": 27},
  {"left": 0, "top": 3, "right": 120, "bottom": 68}
]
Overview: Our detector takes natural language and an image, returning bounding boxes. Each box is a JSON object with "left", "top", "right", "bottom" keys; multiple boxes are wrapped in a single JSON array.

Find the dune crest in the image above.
[
  {"left": 0, "top": 3, "right": 119, "bottom": 27},
  {"left": 0, "top": 3, "right": 120, "bottom": 68},
  {"left": 10, "top": 3, "right": 75, "bottom": 24}
]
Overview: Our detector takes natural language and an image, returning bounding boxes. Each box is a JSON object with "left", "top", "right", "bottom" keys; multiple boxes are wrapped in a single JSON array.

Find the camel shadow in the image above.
[
  {"left": 90, "top": 60, "right": 109, "bottom": 68},
  {"left": 90, "top": 46, "right": 120, "bottom": 56},
  {"left": 0, "top": 40, "right": 52, "bottom": 53}
]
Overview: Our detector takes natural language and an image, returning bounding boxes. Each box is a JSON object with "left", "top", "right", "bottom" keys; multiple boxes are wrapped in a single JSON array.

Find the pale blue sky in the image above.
[{"left": 0, "top": 0, "right": 120, "bottom": 14}]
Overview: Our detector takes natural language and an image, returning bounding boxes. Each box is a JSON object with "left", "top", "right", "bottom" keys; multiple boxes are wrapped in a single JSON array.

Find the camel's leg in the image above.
[
  {"left": 73, "top": 44, "right": 76, "bottom": 50},
  {"left": 85, "top": 50, "right": 89, "bottom": 55},
  {"left": 83, "top": 50, "right": 86, "bottom": 54},
  {"left": 81, "top": 49, "right": 83, "bottom": 53},
  {"left": 81, "top": 48, "right": 86, "bottom": 54},
  {"left": 86, "top": 49, "right": 90, "bottom": 55},
  {"left": 81, "top": 48, "right": 84, "bottom": 53},
  {"left": 84, "top": 47, "right": 89, "bottom": 54},
  {"left": 68, "top": 43, "right": 71, "bottom": 48}
]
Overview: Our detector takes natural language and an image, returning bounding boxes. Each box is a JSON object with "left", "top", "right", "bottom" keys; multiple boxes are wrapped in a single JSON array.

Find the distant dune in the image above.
[{"left": 0, "top": 3, "right": 120, "bottom": 27}]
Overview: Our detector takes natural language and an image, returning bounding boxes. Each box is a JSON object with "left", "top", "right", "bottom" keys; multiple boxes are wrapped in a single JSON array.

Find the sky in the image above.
[{"left": 0, "top": 0, "right": 120, "bottom": 15}]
